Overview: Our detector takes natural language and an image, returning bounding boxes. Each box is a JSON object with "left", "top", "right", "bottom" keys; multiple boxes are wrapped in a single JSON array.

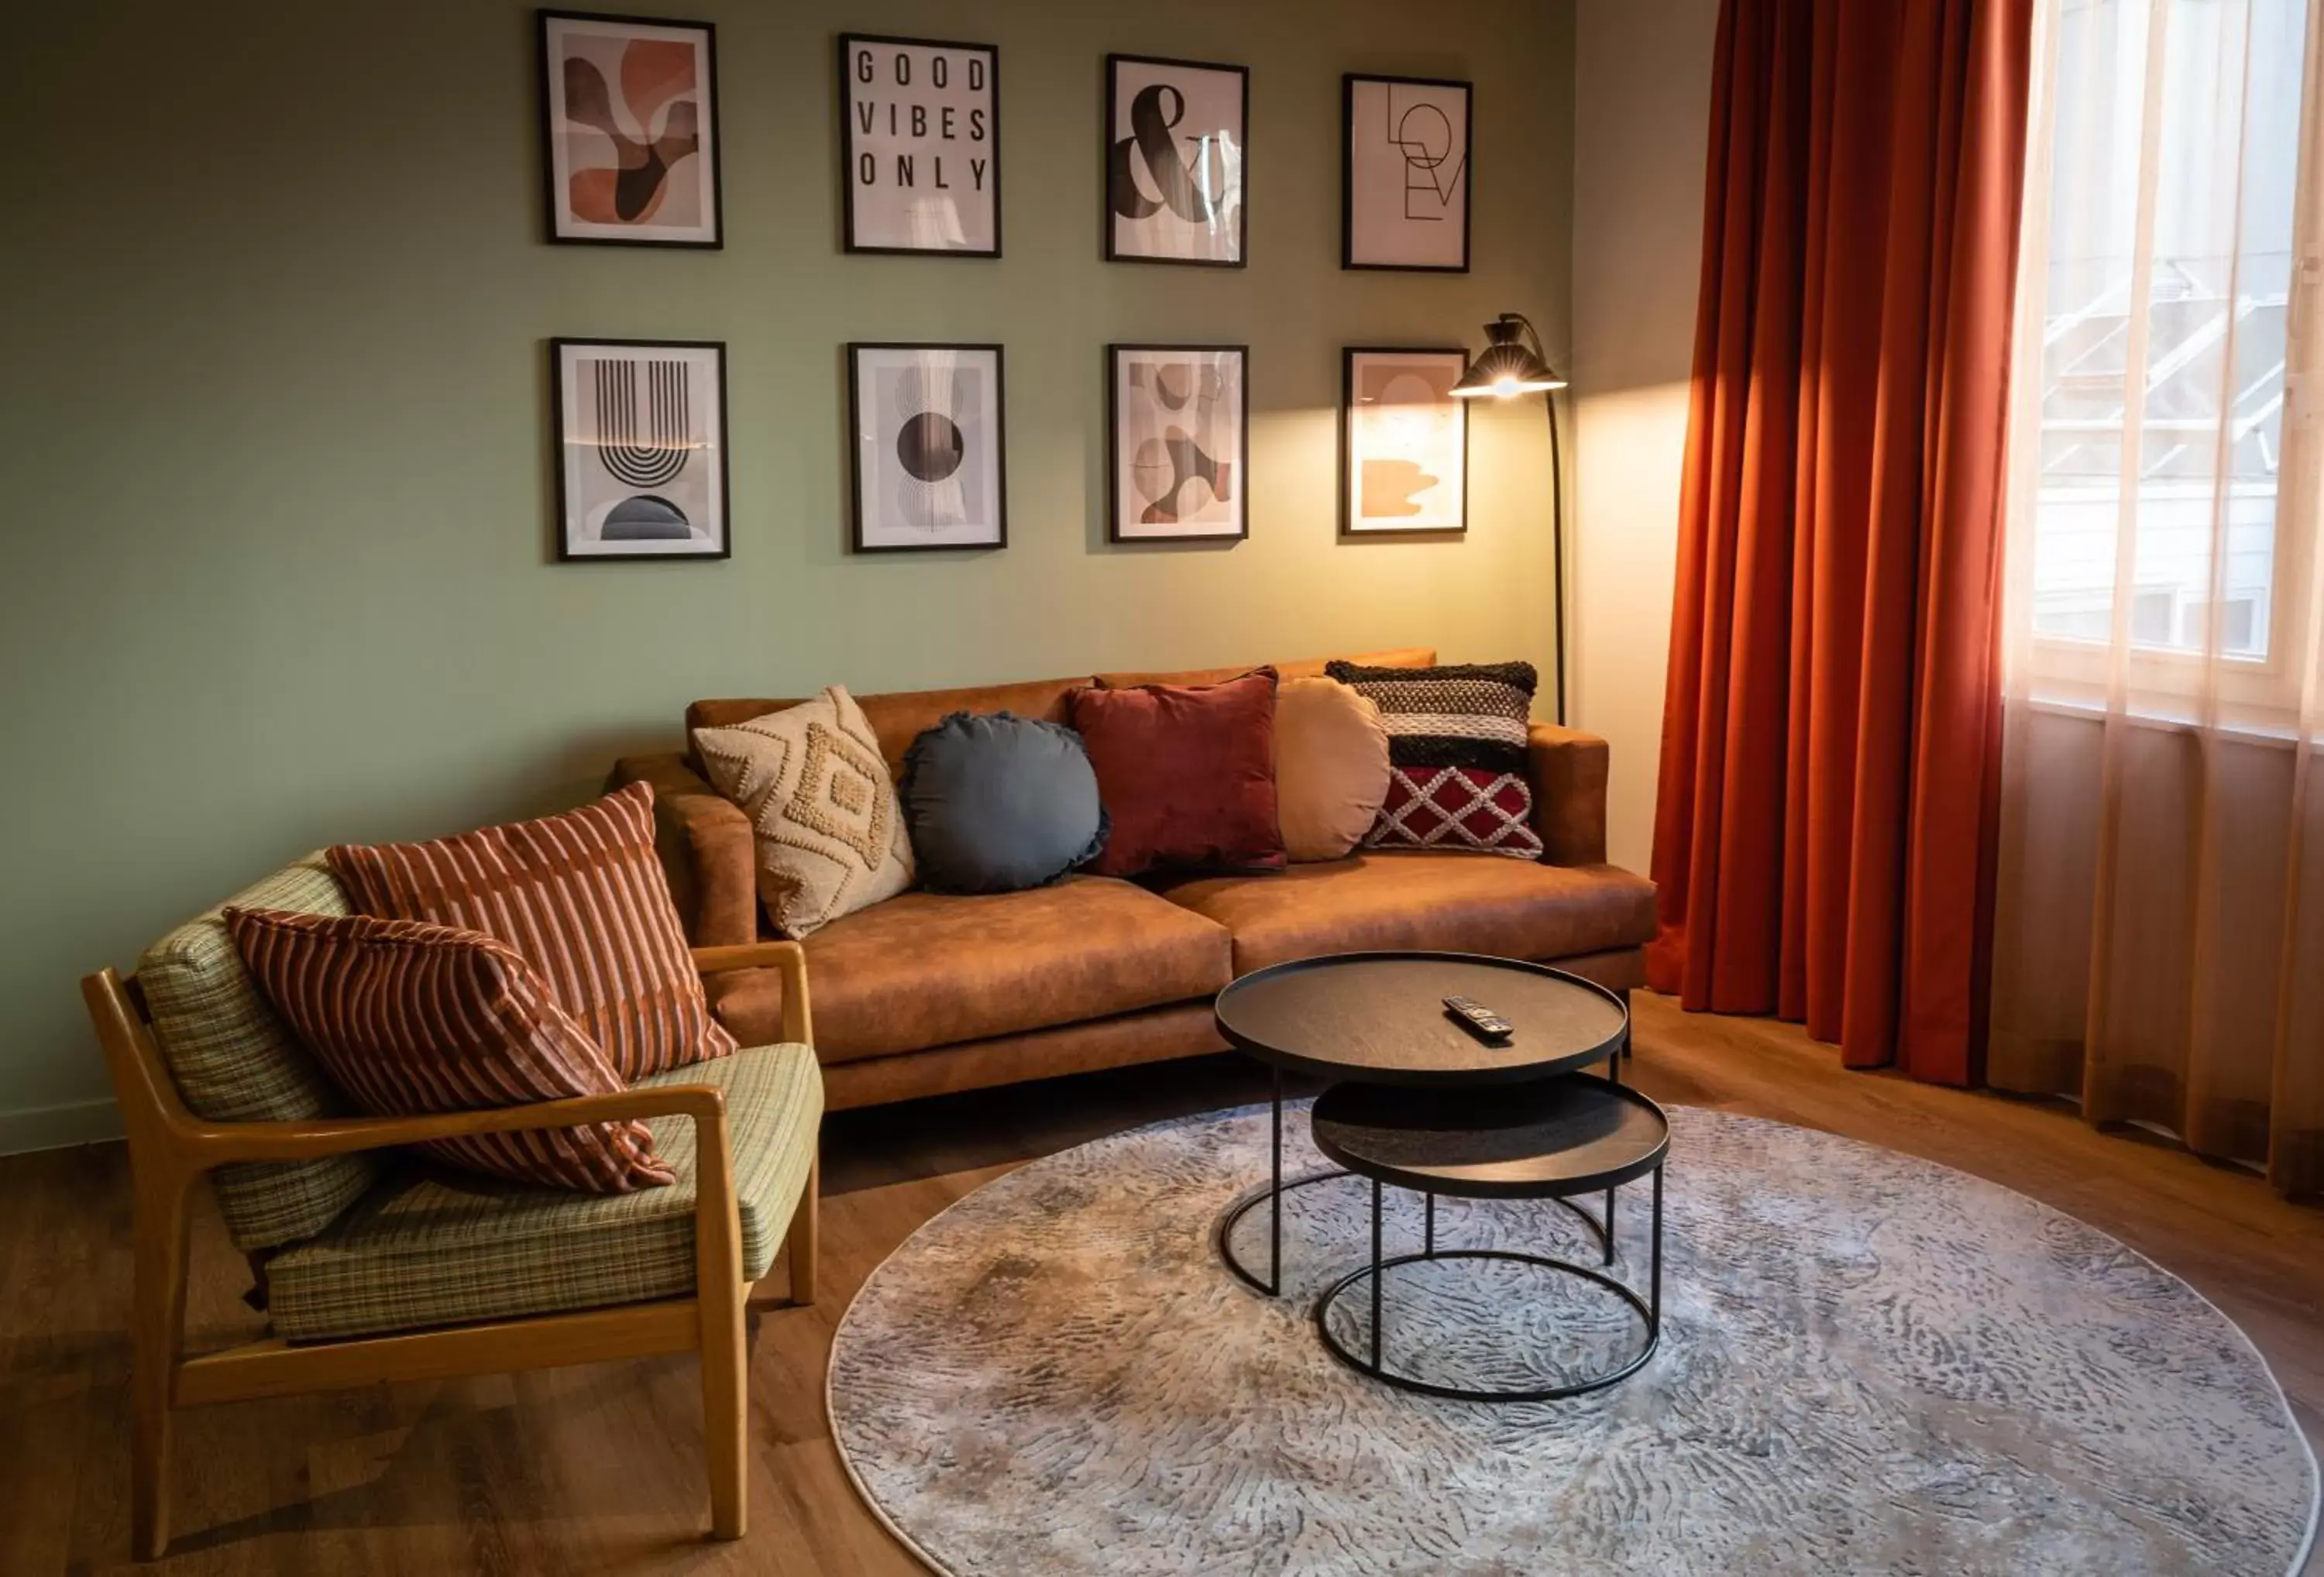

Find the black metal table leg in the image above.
[
  {"left": 1424, "top": 1191, "right": 1435, "bottom": 1258},
  {"left": 1370, "top": 1177, "right": 1384, "bottom": 1371},
  {"left": 1604, "top": 1186, "right": 1616, "bottom": 1266},
  {"left": 1270, "top": 1063, "right": 1282, "bottom": 1294}
]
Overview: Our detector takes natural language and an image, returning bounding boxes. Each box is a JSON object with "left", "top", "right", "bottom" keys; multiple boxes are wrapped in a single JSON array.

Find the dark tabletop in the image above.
[
  {"left": 1311, "top": 1075, "right": 1670, "bottom": 1199},
  {"left": 1212, "top": 951, "right": 1629, "bottom": 1086}
]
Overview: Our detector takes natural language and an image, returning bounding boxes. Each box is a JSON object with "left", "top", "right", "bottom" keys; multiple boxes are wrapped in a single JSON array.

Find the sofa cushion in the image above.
[
  {"left": 224, "top": 908, "right": 672, "bottom": 1194},
  {"left": 1159, "top": 850, "right": 1657, "bottom": 974},
  {"left": 704, "top": 877, "right": 1232, "bottom": 1063},
  {"left": 1066, "top": 668, "right": 1285, "bottom": 878},
  {"left": 1326, "top": 658, "right": 1545, "bottom": 859},
  {"left": 901, "top": 711, "right": 1107, "bottom": 893},
  {"left": 1274, "top": 676, "right": 1391, "bottom": 862},
  {"left": 265, "top": 1042, "right": 821, "bottom": 1342},
  {"left": 328, "top": 782, "right": 736, "bottom": 1081},
  {"left": 692, "top": 685, "right": 917, "bottom": 939},
  {"left": 137, "top": 854, "right": 383, "bottom": 1252}
]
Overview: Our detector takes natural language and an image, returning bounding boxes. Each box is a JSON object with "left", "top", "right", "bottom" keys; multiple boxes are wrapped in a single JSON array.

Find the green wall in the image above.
[{"left": 0, "top": 0, "right": 1574, "bottom": 1147}]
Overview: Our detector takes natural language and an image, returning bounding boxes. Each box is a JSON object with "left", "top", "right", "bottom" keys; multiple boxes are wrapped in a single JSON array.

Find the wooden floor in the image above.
[{"left": 3, "top": 991, "right": 2319, "bottom": 1575}]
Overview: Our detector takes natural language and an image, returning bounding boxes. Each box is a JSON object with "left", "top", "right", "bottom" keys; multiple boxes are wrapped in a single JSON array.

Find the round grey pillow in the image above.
[{"left": 899, "top": 712, "right": 1109, "bottom": 895}]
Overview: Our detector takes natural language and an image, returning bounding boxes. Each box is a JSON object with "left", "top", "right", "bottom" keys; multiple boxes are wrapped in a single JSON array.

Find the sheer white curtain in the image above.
[{"left": 1995, "top": 0, "right": 2324, "bottom": 1195}]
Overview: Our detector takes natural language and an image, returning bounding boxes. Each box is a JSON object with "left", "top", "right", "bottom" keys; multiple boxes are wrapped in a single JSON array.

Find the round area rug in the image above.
[{"left": 827, "top": 1103, "right": 2321, "bottom": 1576}]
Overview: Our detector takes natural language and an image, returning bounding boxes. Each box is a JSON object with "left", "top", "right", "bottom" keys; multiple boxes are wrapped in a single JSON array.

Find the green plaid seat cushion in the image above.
[
  {"left": 137, "top": 854, "right": 383, "bottom": 1250},
  {"left": 264, "top": 1043, "right": 822, "bottom": 1342}
]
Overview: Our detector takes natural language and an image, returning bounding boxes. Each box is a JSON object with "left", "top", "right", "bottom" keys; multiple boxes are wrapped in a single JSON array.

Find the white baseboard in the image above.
[{"left": 0, "top": 1098, "right": 124, "bottom": 1156}]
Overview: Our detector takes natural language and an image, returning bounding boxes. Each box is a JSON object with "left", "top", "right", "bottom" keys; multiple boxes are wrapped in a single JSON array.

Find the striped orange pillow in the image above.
[
  {"left": 327, "top": 782, "right": 735, "bottom": 1082},
  {"left": 225, "top": 908, "right": 672, "bottom": 1194}
]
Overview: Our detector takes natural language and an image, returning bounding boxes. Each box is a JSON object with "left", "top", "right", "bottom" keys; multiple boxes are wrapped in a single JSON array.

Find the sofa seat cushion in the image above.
[
  {"left": 266, "top": 1043, "right": 821, "bottom": 1342},
  {"left": 1160, "top": 850, "right": 1657, "bottom": 974},
  {"left": 705, "top": 877, "right": 1232, "bottom": 1064}
]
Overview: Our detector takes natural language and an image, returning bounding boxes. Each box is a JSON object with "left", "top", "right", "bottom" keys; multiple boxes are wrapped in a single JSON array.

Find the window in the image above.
[{"left": 2016, "top": 0, "right": 2319, "bottom": 709}]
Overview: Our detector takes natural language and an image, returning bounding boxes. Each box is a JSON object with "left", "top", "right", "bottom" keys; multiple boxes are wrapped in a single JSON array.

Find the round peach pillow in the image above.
[{"left": 1273, "top": 676, "right": 1391, "bottom": 861}]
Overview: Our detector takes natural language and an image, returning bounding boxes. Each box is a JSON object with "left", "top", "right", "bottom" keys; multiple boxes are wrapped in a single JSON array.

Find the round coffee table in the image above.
[
  {"left": 1212, "top": 951, "right": 1630, "bottom": 1297},
  {"left": 1310, "top": 1074, "right": 1669, "bottom": 1400}
]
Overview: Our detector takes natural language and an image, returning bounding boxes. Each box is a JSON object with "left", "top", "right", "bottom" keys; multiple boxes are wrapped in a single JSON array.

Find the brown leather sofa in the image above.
[{"left": 610, "top": 648, "right": 1655, "bottom": 1111}]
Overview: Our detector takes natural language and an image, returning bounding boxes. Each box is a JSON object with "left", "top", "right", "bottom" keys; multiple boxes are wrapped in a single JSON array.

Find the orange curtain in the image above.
[{"left": 1647, "top": 0, "right": 2036, "bottom": 1082}]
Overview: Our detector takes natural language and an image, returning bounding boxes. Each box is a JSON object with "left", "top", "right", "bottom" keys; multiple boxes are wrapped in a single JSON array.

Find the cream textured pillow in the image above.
[
  {"left": 1274, "top": 676, "right": 1391, "bottom": 862},
  {"left": 693, "top": 685, "right": 916, "bottom": 937}
]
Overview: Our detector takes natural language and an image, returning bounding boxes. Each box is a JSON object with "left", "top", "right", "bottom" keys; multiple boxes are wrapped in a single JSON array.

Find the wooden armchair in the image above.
[{"left": 81, "top": 936, "right": 820, "bottom": 1562}]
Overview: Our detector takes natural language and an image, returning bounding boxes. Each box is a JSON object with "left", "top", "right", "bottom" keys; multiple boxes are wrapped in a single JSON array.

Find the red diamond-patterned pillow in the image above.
[{"left": 1371, "top": 766, "right": 1543, "bottom": 859}]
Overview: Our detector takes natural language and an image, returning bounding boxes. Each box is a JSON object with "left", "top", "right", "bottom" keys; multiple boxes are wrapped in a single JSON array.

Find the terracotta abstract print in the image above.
[{"left": 541, "top": 14, "right": 720, "bottom": 246}]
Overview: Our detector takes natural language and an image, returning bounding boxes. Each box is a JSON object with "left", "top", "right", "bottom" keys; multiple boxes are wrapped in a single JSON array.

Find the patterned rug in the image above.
[{"left": 827, "top": 1102, "right": 2320, "bottom": 1576}]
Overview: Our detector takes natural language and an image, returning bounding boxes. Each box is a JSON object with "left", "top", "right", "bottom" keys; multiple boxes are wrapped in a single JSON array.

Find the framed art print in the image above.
[
  {"left": 552, "top": 338, "right": 729, "bottom": 559},
  {"left": 840, "top": 35, "right": 999, "bottom": 256},
  {"left": 1343, "top": 74, "right": 1470, "bottom": 271},
  {"left": 1109, "top": 345, "right": 1247, "bottom": 541},
  {"left": 1105, "top": 55, "right": 1248, "bottom": 266},
  {"left": 849, "top": 343, "right": 1006, "bottom": 551},
  {"left": 1342, "top": 348, "right": 1467, "bottom": 534},
  {"left": 540, "top": 11, "right": 721, "bottom": 247}
]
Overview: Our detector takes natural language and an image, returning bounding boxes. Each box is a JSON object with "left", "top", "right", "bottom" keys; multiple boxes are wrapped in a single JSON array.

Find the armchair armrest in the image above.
[
  {"left": 180, "top": 1083, "right": 731, "bottom": 1170},
  {"left": 691, "top": 940, "right": 813, "bottom": 1047},
  {"left": 610, "top": 753, "right": 758, "bottom": 948},
  {"left": 1526, "top": 721, "right": 1611, "bottom": 867}
]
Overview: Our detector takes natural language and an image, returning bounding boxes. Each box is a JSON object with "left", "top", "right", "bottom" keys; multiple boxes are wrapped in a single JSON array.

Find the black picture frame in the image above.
[
  {"left": 1103, "top": 53, "right": 1250, "bottom": 269},
  {"left": 538, "top": 10, "right": 724, "bottom": 249},
  {"left": 847, "top": 342, "right": 1009, "bottom": 553},
  {"left": 550, "top": 337, "right": 732, "bottom": 562},
  {"left": 1107, "top": 343, "right": 1250, "bottom": 543},
  {"left": 837, "top": 33, "right": 1002, "bottom": 258},
  {"left": 1339, "top": 346, "right": 1470, "bottom": 537},
  {"left": 1342, "top": 73, "right": 1472, "bottom": 273}
]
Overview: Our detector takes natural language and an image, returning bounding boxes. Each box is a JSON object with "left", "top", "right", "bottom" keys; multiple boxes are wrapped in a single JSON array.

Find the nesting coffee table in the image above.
[{"left": 1213, "top": 950, "right": 1668, "bottom": 1401}]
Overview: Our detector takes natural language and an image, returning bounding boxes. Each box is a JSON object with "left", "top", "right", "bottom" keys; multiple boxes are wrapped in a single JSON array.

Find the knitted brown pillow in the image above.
[
  {"left": 328, "top": 782, "right": 734, "bottom": 1081},
  {"left": 225, "top": 908, "right": 672, "bottom": 1194}
]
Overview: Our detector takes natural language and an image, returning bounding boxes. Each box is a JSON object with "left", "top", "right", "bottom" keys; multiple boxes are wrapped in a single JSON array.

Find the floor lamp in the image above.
[{"left": 1451, "top": 314, "right": 1570, "bottom": 724}]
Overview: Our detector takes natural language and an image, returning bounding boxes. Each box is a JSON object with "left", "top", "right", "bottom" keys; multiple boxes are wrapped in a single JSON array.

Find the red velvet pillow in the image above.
[{"left": 1067, "top": 668, "right": 1285, "bottom": 878}]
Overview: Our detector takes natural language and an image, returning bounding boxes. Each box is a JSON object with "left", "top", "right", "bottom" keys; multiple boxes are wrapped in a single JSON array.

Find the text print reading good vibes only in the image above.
[{"left": 851, "top": 44, "right": 991, "bottom": 200}]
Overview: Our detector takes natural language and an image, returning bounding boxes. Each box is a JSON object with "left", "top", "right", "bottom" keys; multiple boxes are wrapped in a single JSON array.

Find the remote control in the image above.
[{"left": 1443, "top": 995, "right": 1514, "bottom": 1043}]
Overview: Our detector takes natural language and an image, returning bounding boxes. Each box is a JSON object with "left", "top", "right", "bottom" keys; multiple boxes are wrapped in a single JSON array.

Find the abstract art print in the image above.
[
  {"left": 841, "top": 35, "right": 999, "bottom": 256},
  {"left": 1105, "top": 55, "right": 1247, "bottom": 267},
  {"left": 1109, "top": 345, "right": 1247, "bottom": 541},
  {"left": 849, "top": 344, "right": 1006, "bottom": 552},
  {"left": 1344, "top": 75, "right": 1470, "bottom": 271},
  {"left": 552, "top": 338, "right": 728, "bottom": 559},
  {"left": 1342, "top": 348, "right": 1466, "bottom": 534},
  {"left": 540, "top": 11, "right": 720, "bottom": 247}
]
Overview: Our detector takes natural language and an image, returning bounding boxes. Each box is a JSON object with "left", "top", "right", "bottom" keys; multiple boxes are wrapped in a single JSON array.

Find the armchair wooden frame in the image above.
[{"left": 79, "top": 940, "right": 819, "bottom": 1562}]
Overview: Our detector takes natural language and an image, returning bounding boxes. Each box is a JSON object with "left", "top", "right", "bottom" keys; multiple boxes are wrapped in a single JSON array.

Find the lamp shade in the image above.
[{"left": 1451, "top": 315, "right": 1567, "bottom": 398}]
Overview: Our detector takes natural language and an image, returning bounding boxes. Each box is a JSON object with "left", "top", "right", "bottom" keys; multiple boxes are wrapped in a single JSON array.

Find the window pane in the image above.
[{"left": 2030, "top": 0, "right": 2307, "bottom": 661}]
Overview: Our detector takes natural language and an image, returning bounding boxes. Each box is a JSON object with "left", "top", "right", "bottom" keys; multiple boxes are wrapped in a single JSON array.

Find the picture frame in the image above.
[
  {"left": 1104, "top": 54, "right": 1249, "bottom": 267},
  {"left": 1341, "top": 347, "right": 1469, "bottom": 535},
  {"left": 551, "top": 338, "right": 731, "bottom": 560},
  {"left": 838, "top": 34, "right": 1001, "bottom": 257},
  {"left": 1342, "top": 74, "right": 1470, "bottom": 272},
  {"left": 1108, "top": 344, "right": 1248, "bottom": 542},
  {"left": 848, "top": 343, "right": 1008, "bottom": 552},
  {"left": 539, "top": 10, "right": 722, "bottom": 247}
]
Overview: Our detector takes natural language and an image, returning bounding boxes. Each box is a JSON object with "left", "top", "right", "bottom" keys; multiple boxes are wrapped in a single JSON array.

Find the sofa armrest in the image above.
[
  {"left": 1526, "top": 722, "right": 1611, "bottom": 867},
  {"left": 610, "top": 753, "right": 758, "bottom": 947}
]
